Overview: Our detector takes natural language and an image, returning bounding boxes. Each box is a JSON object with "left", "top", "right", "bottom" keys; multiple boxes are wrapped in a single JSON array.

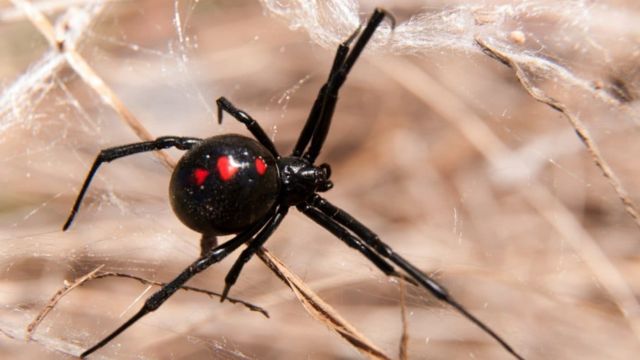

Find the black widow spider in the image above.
[{"left": 63, "top": 8, "right": 523, "bottom": 359}]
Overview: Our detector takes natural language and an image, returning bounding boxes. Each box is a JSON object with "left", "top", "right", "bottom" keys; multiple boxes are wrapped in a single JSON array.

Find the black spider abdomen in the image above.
[{"left": 170, "top": 134, "right": 279, "bottom": 235}]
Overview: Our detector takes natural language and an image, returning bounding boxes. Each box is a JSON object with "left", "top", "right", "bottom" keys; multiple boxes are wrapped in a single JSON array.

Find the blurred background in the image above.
[{"left": 2, "top": 0, "right": 640, "bottom": 359}]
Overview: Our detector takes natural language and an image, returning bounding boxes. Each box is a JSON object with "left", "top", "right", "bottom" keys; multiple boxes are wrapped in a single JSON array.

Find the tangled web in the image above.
[{"left": 1, "top": 0, "right": 640, "bottom": 359}]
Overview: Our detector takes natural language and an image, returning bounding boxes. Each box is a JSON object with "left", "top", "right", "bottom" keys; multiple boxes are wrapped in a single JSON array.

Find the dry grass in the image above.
[{"left": 1, "top": 1, "right": 640, "bottom": 359}]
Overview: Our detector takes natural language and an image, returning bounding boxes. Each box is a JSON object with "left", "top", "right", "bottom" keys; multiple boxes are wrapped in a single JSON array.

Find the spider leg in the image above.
[
  {"left": 291, "top": 24, "right": 360, "bottom": 157},
  {"left": 216, "top": 96, "right": 279, "bottom": 157},
  {"left": 200, "top": 233, "right": 218, "bottom": 257},
  {"left": 220, "top": 207, "right": 289, "bottom": 302},
  {"left": 297, "top": 201, "right": 402, "bottom": 280},
  {"left": 301, "top": 9, "right": 394, "bottom": 163},
  {"left": 63, "top": 136, "right": 203, "bottom": 231},
  {"left": 79, "top": 213, "right": 276, "bottom": 358},
  {"left": 307, "top": 195, "right": 525, "bottom": 360}
]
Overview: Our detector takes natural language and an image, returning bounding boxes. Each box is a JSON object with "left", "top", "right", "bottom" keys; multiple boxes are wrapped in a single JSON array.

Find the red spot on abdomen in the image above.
[
  {"left": 193, "top": 168, "right": 210, "bottom": 186},
  {"left": 255, "top": 157, "right": 267, "bottom": 175},
  {"left": 217, "top": 156, "right": 239, "bottom": 181}
]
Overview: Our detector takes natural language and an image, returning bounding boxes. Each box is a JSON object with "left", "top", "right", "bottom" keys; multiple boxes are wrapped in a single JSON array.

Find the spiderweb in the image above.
[{"left": 1, "top": 0, "right": 640, "bottom": 359}]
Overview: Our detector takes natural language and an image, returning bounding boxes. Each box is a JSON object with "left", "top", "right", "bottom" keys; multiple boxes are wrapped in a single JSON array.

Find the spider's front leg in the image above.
[
  {"left": 297, "top": 201, "right": 403, "bottom": 281},
  {"left": 294, "top": 8, "right": 395, "bottom": 162},
  {"left": 304, "top": 195, "right": 525, "bottom": 360},
  {"left": 216, "top": 96, "right": 279, "bottom": 157}
]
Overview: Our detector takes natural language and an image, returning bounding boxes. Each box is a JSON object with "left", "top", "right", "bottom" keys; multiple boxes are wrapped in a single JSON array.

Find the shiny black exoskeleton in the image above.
[
  {"left": 278, "top": 157, "right": 332, "bottom": 205},
  {"left": 63, "top": 9, "right": 523, "bottom": 360},
  {"left": 169, "top": 135, "right": 332, "bottom": 235},
  {"left": 170, "top": 134, "right": 279, "bottom": 235}
]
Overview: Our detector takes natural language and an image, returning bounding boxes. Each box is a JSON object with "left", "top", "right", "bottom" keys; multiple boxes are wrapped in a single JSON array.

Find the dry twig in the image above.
[
  {"left": 476, "top": 37, "right": 640, "bottom": 231},
  {"left": 371, "top": 53, "right": 640, "bottom": 342},
  {"left": 398, "top": 278, "right": 409, "bottom": 360},
  {"left": 26, "top": 265, "right": 105, "bottom": 339},
  {"left": 91, "top": 271, "right": 269, "bottom": 317},
  {"left": 258, "top": 248, "right": 391, "bottom": 360},
  {"left": 26, "top": 266, "right": 269, "bottom": 341}
]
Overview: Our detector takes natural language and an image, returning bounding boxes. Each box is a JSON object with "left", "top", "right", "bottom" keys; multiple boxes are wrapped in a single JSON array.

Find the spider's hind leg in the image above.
[
  {"left": 78, "top": 220, "right": 266, "bottom": 358},
  {"left": 296, "top": 8, "right": 395, "bottom": 162},
  {"left": 63, "top": 136, "right": 202, "bottom": 231},
  {"left": 200, "top": 233, "right": 218, "bottom": 257},
  {"left": 220, "top": 207, "right": 288, "bottom": 302}
]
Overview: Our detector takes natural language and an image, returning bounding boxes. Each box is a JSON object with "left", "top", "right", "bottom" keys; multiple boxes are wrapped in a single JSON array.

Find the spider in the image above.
[{"left": 63, "top": 9, "right": 523, "bottom": 359}]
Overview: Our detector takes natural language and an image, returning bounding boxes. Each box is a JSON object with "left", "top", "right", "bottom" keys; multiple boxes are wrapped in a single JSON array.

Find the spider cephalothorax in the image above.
[
  {"left": 63, "top": 9, "right": 523, "bottom": 360},
  {"left": 278, "top": 157, "right": 333, "bottom": 205}
]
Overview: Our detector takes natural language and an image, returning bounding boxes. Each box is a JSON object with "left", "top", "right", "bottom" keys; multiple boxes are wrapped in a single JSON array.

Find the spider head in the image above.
[{"left": 279, "top": 158, "right": 333, "bottom": 205}]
